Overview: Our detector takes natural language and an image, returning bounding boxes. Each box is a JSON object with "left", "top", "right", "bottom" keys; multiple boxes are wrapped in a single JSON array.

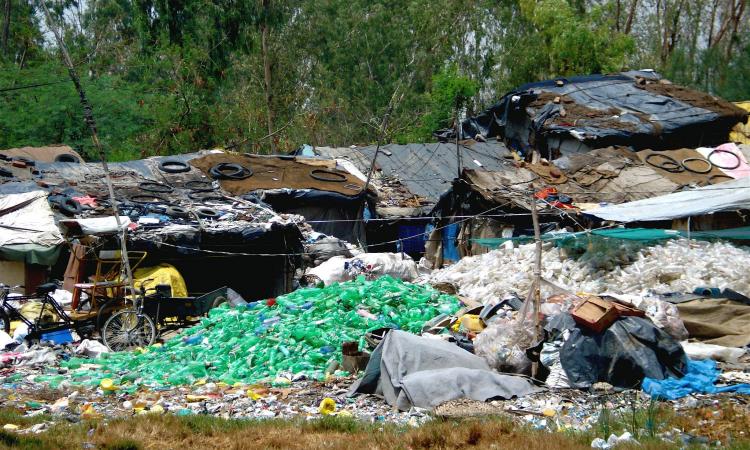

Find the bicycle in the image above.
[{"left": 0, "top": 281, "right": 100, "bottom": 342}]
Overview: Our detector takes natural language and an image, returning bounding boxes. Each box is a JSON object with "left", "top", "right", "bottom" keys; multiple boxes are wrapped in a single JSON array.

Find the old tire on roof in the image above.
[
  {"left": 209, "top": 163, "right": 253, "bottom": 180},
  {"left": 166, "top": 206, "right": 190, "bottom": 217},
  {"left": 139, "top": 181, "right": 174, "bottom": 193},
  {"left": 707, "top": 149, "right": 741, "bottom": 170},
  {"left": 54, "top": 154, "right": 80, "bottom": 163},
  {"left": 196, "top": 207, "right": 220, "bottom": 219},
  {"left": 57, "top": 197, "right": 82, "bottom": 216},
  {"left": 130, "top": 194, "right": 169, "bottom": 204},
  {"left": 159, "top": 160, "right": 191, "bottom": 173},
  {"left": 184, "top": 180, "right": 215, "bottom": 191},
  {"left": 310, "top": 169, "right": 347, "bottom": 182}
]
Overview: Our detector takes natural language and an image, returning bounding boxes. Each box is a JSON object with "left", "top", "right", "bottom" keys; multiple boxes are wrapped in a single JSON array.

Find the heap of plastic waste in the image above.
[
  {"left": 428, "top": 239, "right": 750, "bottom": 304},
  {"left": 43, "top": 276, "right": 459, "bottom": 389}
]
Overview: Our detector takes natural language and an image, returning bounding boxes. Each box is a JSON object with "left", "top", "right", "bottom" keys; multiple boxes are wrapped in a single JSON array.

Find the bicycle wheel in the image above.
[
  {"left": 102, "top": 309, "right": 156, "bottom": 351},
  {"left": 0, "top": 308, "right": 9, "bottom": 334}
]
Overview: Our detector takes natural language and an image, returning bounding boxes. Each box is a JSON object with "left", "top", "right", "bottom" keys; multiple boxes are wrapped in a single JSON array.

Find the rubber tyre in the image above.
[
  {"left": 58, "top": 197, "right": 82, "bottom": 215},
  {"left": 681, "top": 157, "right": 712, "bottom": 174},
  {"left": 0, "top": 308, "right": 10, "bottom": 334},
  {"left": 310, "top": 169, "right": 347, "bottom": 182},
  {"left": 209, "top": 163, "right": 252, "bottom": 180},
  {"left": 707, "top": 149, "right": 741, "bottom": 170},
  {"left": 211, "top": 296, "right": 228, "bottom": 309},
  {"left": 196, "top": 207, "right": 220, "bottom": 219},
  {"left": 130, "top": 194, "right": 169, "bottom": 204},
  {"left": 102, "top": 309, "right": 156, "bottom": 351},
  {"left": 139, "top": 181, "right": 173, "bottom": 193},
  {"left": 159, "top": 160, "right": 191, "bottom": 173},
  {"left": 645, "top": 153, "right": 683, "bottom": 172},
  {"left": 54, "top": 154, "right": 80, "bottom": 163},
  {"left": 166, "top": 206, "right": 189, "bottom": 217},
  {"left": 96, "top": 298, "right": 123, "bottom": 333},
  {"left": 188, "top": 191, "right": 224, "bottom": 202}
]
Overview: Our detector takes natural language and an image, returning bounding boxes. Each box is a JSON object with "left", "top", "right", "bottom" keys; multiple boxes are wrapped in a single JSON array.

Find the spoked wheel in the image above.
[{"left": 102, "top": 309, "right": 156, "bottom": 351}]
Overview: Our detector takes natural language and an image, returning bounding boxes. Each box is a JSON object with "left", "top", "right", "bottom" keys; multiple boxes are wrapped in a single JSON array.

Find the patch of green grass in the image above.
[
  {"left": 0, "top": 429, "right": 47, "bottom": 450},
  {"left": 302, "top": 415, "right": 370, "bottom": 433},
  {"left": 0, "top": 407, "right": 52, "bottom": 427},
  {"left": 101, "top": 438, "right": 142, "bottom": 450}
]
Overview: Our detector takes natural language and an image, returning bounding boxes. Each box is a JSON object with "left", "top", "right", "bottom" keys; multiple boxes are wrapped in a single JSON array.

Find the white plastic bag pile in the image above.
[
  {"left": 306, "top": 252, "right": 419, "bottom": 286},
  {"left": 428, "top": 239, "right": 750, "bottom": 304}
]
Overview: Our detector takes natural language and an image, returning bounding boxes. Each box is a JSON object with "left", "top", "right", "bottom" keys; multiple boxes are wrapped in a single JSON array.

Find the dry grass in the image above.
[{"left": 0, "top": 406, "right": 749, "bottom": 450}]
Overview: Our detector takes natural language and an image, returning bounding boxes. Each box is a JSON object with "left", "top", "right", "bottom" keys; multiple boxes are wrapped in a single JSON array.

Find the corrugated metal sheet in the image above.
[{"left": 310, "top": 141, "right": 512, "bottom": 209}]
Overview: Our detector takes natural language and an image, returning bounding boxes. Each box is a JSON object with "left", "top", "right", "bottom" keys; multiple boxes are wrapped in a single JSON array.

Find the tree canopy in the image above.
[{"left": 1, "top": 0, "right": 748, "bottom": 160}]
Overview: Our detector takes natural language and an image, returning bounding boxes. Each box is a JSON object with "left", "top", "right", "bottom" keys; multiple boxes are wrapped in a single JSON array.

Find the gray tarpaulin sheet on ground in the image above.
[
  {"left": 348, "top": 330, "right": 541, "bottom": 411},
  {"left": 586, "top": 176, "right": 750, "bottom": 222}
]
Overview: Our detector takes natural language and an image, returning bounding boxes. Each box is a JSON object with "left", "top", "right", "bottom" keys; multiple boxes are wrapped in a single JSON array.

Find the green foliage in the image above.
[
  {"left": 0, "top": 0, "right": 746, "bottom": 159},
  {"left": 398, "top": 66, "right": 478, "bottom": 142},
  {"left": 518, "top": 0, "right": 634, "bottom": 77}
]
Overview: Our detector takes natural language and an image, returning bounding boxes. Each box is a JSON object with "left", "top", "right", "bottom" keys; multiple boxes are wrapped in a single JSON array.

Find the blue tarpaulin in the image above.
[{"left": 643, "top": 359, "right": 750, "bottom": 400}]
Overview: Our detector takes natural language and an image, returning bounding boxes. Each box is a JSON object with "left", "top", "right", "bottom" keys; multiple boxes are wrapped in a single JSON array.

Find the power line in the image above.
[{"left": 0, "top": 79, "right": 69, "bottom": 93}]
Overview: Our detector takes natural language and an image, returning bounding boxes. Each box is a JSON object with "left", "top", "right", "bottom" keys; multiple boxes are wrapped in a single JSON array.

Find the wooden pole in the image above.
[
  {"left": 530, "top": 191, "right": 542, "bottom": 378},
  {"left": 38, "top": 0, "right": 136, "bottom": 296},
  {"left": 455, "top": 99, "right": 461, "bottom": 179}
]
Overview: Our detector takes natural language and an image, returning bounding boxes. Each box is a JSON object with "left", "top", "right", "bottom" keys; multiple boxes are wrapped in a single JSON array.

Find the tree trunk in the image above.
[
  {"left": 261, "top": 0, "right": 275, "bottom": 154},
  {"left": 2, "top": 0, "right": 10, "bottom": 56},
  {"left": 615, "top": 0, "right": 621, "bottom": 31},
  {"left": 707, "top": 0, "right": 718, "bottom": 47},
  {"left": 624, "top": 0, "right": 638, "bottom": 34},
  {"left": 725, "top": 0, "right": 746, "bottom": 59}
]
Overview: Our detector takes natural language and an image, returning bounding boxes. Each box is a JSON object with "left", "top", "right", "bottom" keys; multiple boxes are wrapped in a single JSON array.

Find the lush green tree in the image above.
[{"left": 0, "top": 0, "right": 746, "bottom": 162}]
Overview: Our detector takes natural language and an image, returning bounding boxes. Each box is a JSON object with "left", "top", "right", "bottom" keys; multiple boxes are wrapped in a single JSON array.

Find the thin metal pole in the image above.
[
  {"left": 530, "top": 192, "right": 542, "bottom": 379},
  {"left": 455, "top": 100, "right": 461, "bottom": 179},
  {"left": 38, "top": 0, "right": 135, "bottom": 297}
]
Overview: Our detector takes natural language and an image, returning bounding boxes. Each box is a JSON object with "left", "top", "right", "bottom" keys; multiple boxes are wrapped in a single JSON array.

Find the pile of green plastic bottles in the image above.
[{"left": 50, "top": 276, "right": 459, "bottom": 389}]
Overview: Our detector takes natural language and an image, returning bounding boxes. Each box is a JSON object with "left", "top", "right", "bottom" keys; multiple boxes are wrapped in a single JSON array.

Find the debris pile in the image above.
[
  {"left": 428, "top": 239, "right": 750, "bottom": 303},
  {"left": 50, "top": 276, "right": 459, "bottom": 389}
]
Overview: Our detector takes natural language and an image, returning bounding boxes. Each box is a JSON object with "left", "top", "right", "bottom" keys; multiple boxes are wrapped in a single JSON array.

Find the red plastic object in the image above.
[{"left": 534, "top": 187, "right": 558, "bottom": 199}]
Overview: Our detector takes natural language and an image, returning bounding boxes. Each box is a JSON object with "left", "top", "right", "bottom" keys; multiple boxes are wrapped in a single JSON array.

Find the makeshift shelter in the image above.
[
  {"left": 458, "top": 71, "right": 748, "bottom": 158},
  {"left": 0, "top": 145, "right": 83, "bottom": 164},
  {"left": 295, "top": 141, "right": 512, "bottom": 254},
  {"left": 587, "top": 176, "right": 750, "bottom": 223},
  {"left": 0, "top": 151, "right": 304, "bottom": 300},
  {"left": 426, "top": 145, "right": 749, "bottom": 266},
  {"left": 189, "top": 153, "right": 374, "bottom": 244},
  {"left": 0, "top": 190, "right": 64, "bottom": 293}
]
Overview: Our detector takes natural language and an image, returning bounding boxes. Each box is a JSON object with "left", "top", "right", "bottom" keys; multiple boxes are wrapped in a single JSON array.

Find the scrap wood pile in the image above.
[{"left": 46, "top": 276, "right": 459, "bottom": 389}]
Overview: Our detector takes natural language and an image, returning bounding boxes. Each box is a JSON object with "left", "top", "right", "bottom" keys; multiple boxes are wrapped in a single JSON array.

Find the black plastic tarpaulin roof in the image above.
[{"left": 458, "top": 71, "right": 748, "bottom": 154}]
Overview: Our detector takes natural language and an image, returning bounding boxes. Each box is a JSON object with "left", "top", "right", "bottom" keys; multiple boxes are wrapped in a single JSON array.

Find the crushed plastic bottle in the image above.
[{"left": 55, "top": 276, "right": 459, "bottom": 388}]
